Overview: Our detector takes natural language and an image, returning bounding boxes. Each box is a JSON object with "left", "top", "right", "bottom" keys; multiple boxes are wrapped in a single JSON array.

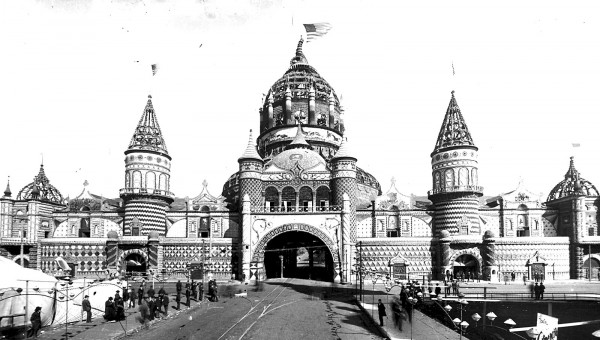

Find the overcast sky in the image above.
[{"left": 1, "top": 0, "right": 599, "bottom": 202}]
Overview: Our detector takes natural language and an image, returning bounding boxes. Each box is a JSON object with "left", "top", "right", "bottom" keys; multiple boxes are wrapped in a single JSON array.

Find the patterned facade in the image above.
[{"left": 0, "top": 39, "right": 599, "bottom": 284}]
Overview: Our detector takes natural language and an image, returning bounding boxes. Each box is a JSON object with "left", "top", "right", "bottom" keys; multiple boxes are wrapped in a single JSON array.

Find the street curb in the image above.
[
  {"left": 109, "top": 301, "right": 207, "bottom": 340},
  {"left": 354, "top": 298, "right": 391, "bottom": 340}
]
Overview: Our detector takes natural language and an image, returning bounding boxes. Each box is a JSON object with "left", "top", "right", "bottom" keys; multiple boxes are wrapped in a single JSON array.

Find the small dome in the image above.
[
  {"left": 270, "top": 148, "right": 326, "bottom": 172},
  {"left": 547, "top": 157, "right": 599, "bottom": 201},
  {"left": 107, "top": 231, "right": 119, "bottom": 239},
  {"left": 16, "top": 165, "right": 64, "bottom": 204},
  {"left": 148, "top": 231, "right": 160, "bottom": 239},
  {"left": 439, "top": 230, "right": 451, "bottom": 238}
]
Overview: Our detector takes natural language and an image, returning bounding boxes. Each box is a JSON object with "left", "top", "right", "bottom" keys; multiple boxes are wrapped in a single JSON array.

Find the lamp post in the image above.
[
  {"left": 486, "top": 311, "right": 497, "bottom": 326},
  {"left": 472, "top": 313, "right": 481, "bottom": 328},
  {"left": 407, "top": 296, "right": 418, "bottom": 340}
]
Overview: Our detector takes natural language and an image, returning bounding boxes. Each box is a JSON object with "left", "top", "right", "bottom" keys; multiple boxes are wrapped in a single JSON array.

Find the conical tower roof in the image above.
[
  {"left": 331, "top": 137, "right": 355, "bottom": 161},
  {"left": 238, "top": 129, "right": 263, "bottom": 162},
  {"left": 432, "top": 91, "right": 476, "bottom": 155},
  {"left": 3, "top": 177, "right": 11, "bottom": 198},
  {"left": 127, "top": 95, "right": 170, "bottom": 158},
  {"left": 290, "top": 37, "right": 309, "bottom": 66},
  {"left": 285, "top": 122, "right": 311, "bottom": 150}
]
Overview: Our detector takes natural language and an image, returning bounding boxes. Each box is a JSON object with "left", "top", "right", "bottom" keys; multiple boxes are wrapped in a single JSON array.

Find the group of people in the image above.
[
  {"left": 532, "top": 282, "right": 546, "bottom": 300},
  {"left": 103, "top": 290, "right": 127, "bottom": 322},
  {"left": 445, "top": 270, "right": 479, "bottom": 283}
]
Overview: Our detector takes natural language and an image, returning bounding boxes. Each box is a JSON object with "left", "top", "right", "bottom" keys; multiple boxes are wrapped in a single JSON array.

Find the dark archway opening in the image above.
[
  {"left": 583, "top": 257, "right": 600, "bottom": 280},
  {"left": 453, "top": 254, "right": 479, "bottom": 280},
  {"left": 124, "top": 253, "right": 147, "bottom": 277},
  {"left": 263, "top": 231, "right": 334, "bottom": 282}
]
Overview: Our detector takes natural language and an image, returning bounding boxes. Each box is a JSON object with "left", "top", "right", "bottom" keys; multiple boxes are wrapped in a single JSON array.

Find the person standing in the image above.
[
  {"left": 511, "top": 271, "right": 516, "bottom": 282},
  {"left": 138, "top": 299, "right": 149, "bottom": 328},
  {"left": 28, "top": 306, "right": 42, "bottom": 338},
  {"left": 129, "top": 287, "right": 137, "bottom": 309},
  {"left": 175, "top": 291, "right": 181, "bottom": 310},
  {"left": 434, "top": 283, "right": 441, "bottom": 298},
  {"left": 82, "top": 295, "right": 92, "bottom": 323},
  {"left": 147, "top": 286, "right": 155, "bottom": 299},
  {"left": 147, "top": 297, "right": 156, "bottom": 321},
  {"left": 185, "top": 286, "right": 191, "bottom": 307},
  {"left": 377, "top": 299, "right": 386, "bottom": 326},
  {"left": 137, "top": 285, "right": 144, "bottom": 306},
  {"left": 534, "top": 283, "right": 540, "bottom": 300},
  {"left": 191, "top": 280, "right": 197, "bottom": 301},
  {"left": 104, "top": 297, "right": 116, "bottom": 321},
  {"left": 530, "top": 282, "right": 535, "bottom": 298},
  {"left": 176, "top": 280, "right": 182, "bottom": 295},
  {"left": 539, "top": 282, "right": 545, "bottom": 300},
  {"left": 523, "top": 274, "right": 527, "bottom": 285},
  {"left": 162, "top": 293, "right": 169, "bottom": 316},
  {"left": 123, "top": 288, "right": 130, "bottom": 309}
]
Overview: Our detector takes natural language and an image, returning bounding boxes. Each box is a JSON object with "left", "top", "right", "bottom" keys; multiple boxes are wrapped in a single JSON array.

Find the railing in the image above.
[
  {"left": 119, "top": 187, "right": 174, "bottom": 198},
  {"left": 428, "top": 185, "right": 484, "bottom": 195},
  {"left": 0, "top": 237, "right": 36, "bottom": 245},
  {"left": 448, "top": 291, "right": 600, "bottom": 302},
  {"left": 251, "top": 205, "right": 342, "bottom": 213}
]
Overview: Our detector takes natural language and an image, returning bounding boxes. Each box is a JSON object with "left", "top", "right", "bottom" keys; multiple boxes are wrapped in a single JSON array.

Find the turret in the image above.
[
  {"left": 429, "top": 91, "right": 483, "bottom": 236},
  {"left": 120, "top": 95, "right": 173, "bottom": 236},
  {"left": 330, "top": 138, "right": 358, "bottom": 242},
  {"left": 237, "top": 129, "right": 264, "bottom": 210}
]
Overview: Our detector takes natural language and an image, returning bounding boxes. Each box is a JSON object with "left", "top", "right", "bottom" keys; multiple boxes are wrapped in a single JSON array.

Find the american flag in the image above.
[{"left": 303, "top": 23, "right": 332, "bottom": 42}]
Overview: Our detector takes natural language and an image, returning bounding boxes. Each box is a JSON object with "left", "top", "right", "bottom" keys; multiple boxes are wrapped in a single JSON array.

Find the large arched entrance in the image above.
[
  {"left": 124, "top": 253, "right": 147, "bottom": 276},
  {"left": 264, "top": 231, "right": 334, "bottom": 281},
  {"left": 453, "top": 254, "right": 479, "bottom": 280},
  {"left": 583, "top": 257, "right": 600, "bottom": 280}
]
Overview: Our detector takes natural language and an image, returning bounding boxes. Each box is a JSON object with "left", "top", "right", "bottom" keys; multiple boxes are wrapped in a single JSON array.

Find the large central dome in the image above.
[{"left": 257, "top": 38, "right": 345, "bottom": 162}]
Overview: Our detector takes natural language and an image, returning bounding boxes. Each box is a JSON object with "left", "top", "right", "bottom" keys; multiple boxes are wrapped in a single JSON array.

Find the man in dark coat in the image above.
[
  {"left": 147, "top": 286, "right": 155, "bottom": 299},
  {"left": 377, "top": 299, "right": 387, "bottom": 326},
  {"left": 138, "top": 299, "right": 149, "bottom": 327},
  {"left": 176, "top": 280, "right": 182, "bottom": 294},
  {"left": 191, "top": 280, "right": 197, "bottom": 301},
  {"left": 129, "top": 287, "right": 137, "bottom": 308},
  {"left": 28, "top": 306, "right": 42, "bottom": 338},
  {"left": 162, "top": 294, "right": 170, "bottom": 316},
  {"left": 137, "top": 286, "right": 144, "bottom": 306},
  {"left": 175, "top": 291, "right": 181, "bottom": 310},
  {"left": 534, "top": 283, "right": 540, "bottom": 300},
  {"left": 539, "top": 282, "right": 545, "bottom": 300},
  {"left": 82, "top": 295, "right": 92, "bottom": 323},
  {"left": 104, "top": 297, "right": 116, "bottom": 321},
  {"left": 123, "top": 288, "right": 130, "bottom": 308},
  {"left": 434, "top": 283, "right": 441, "bottom": 298},
  {"left": 185, "top": 287, "right": 191, "bottom": 307},
  {"left": 147, "top": 297, "right": 156, "bottom": 321}
]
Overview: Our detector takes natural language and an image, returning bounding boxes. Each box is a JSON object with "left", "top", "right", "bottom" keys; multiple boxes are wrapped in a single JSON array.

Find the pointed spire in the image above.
[
  {"left": 432, "top": 91, "right": 476, "bottom": 155},
  {"left": 238, "top": 129, "right": 263, "bottom": 162},
  {"left": 286, "top": 121, "right": 311, "bottom": 150},
  {"left": 565, "top": 156, "right": 580, "bottom": 180},
  {"left": 290, "top": 37, "right": 309, "bottom": 66},
  {"left": 3, "top": 176, "right": 11, "bottom": 198},
  {"left": 127, "top": 95, "right": 169, "bottom": 157},
  {"left": 332, "top": 137, "right": 355, "bottom": 161}
]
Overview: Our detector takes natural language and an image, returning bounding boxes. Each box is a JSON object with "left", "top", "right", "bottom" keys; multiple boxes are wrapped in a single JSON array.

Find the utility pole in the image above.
[{"left": 359, "top": 241, "right": 363, "bottom": 302}]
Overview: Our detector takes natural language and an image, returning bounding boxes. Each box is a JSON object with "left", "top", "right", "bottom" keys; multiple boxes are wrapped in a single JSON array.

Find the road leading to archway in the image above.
[{"left": 125, "top": 279, "right": 385, "bottom": 340}]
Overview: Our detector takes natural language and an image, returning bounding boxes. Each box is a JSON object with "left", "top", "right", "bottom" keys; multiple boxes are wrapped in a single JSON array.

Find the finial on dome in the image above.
[
  {"left": 148, "top": 94, "right": 152, "bottom": 99},
  {"left": 290, "top": 37, "right": 308, "bottom": 66},
  {"left": 451, "top": 90, "right": 455, "bottom": 97}
]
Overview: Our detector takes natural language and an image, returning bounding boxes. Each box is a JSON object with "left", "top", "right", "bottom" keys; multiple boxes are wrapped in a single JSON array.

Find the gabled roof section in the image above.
[
  {"left": 127, "top": 95, "right": 169, "bottom": 158},
  {"left": 238, "top": 129, "right": 263, "bottom": 162},
  {"left": 432, "top": 91, "right": 477, "bottom": 155}
]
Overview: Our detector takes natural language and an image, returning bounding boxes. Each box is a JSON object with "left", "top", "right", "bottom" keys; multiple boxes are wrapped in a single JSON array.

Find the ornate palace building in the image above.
[{"left": 1, "top": 39, "right": 599, "bottom": 283}]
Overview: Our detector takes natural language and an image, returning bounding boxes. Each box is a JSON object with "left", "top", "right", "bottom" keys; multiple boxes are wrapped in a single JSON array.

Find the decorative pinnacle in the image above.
[
  {"left": 290, "top": 37, "right": 308, "bottom": 66},
  {"left": 286, "top": 121, "right": 311, "bottom": 150},
  {"left": 3, "top": 176, "right": 11, "bottom": 198},
  {"left": 238, "top": 129, "right": 263, "bottom": 162}
]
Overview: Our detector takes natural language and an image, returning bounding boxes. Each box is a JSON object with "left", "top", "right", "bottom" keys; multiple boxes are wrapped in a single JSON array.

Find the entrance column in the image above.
[
  {"left": 482, "top": 231, "right": 499, "bottom": 282},
  {"left": 241, "top": 194, "right": 252, "bottom": 281},
  {"left": 439, "top": 230, "right": 452, "bottom": 281}
]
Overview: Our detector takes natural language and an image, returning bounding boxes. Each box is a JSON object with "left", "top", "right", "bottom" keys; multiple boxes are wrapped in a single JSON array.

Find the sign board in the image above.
[
  {"left": 392, "top": 263, "right": 407, "bottom": 281},
  {"left": 536, "top": 313, "right": 558, "bottom": 340}
]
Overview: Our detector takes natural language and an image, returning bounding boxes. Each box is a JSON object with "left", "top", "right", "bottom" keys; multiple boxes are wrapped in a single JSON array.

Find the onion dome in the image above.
[
  {"left": 238, "top": 129, "right": 263, "bottom": 162},
  {"left": 258, "top": 38, "right": 344, "bottom": 160},
  {"left": 432, "top": 91, "right": 477, "bottom": 156},
  {"left": 3, "top": 177, "right": 11, "bottom": 198},
  {"left": 16, "top": 164, "right": 64, "bottom": 204},
  {"left": 107, "top": 230, "right": 119, "bottom": 239},
  {"left": 126, "top": 95, "right": 170, "bottom": 159},
  {"left": 547, "top": 156, "right": 599, "bottom": 201},
  {"left": 68, "top": 180, "right": 104, "bottom": 212}
]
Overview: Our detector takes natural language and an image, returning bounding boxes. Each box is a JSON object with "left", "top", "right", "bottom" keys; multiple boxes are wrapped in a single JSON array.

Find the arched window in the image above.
[
  {"left": 265, "top": 187, "right": 279, "bottom": 211},
  {"left": 281, "top": 186, "right": 296, "bottom": 211},
  {"left": 471, "top": 168, "right": 478, "bottom": 186},
  {"left": 159, "top": 174, "right": 167, "bottom": 191},
  {"left": 298, "top": 186, "right": 313, "bottom": 211},
  {"left": 146, "top": 172, "right": 156, "bottom": 191},
  {"left": 458, "top": 168, "right": 468, "bottom": 186},
  {"left": 79, "top": 219, "right": 90, "bottom": 237},
  {"left": 133, "top": 171, "right": 142, "bottom": 188},
  {"left": 434, "top": 172, "right": 441, "bottom": 191},
  {"left": 316, "top": 186, "right": 330, "bottom": 210},
  {"left": 200, "top": 206, "right": 210, "bottom": 213},
  {"left": 125, "top": 172, "right": 131, "bottom": 188},
  {"left": 445, "top": 169, "right": 454, "bottom": 189}
]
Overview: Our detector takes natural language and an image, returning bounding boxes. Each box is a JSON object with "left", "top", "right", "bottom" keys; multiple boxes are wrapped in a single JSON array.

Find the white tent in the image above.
[{"left": 0, "top": 256, "right": 127, "bottom": 329}]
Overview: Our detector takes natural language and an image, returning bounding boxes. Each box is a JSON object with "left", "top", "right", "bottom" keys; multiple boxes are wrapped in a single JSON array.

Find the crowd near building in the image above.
[{"left": 1, "top": 38, "right": 599, "bottom": 284}]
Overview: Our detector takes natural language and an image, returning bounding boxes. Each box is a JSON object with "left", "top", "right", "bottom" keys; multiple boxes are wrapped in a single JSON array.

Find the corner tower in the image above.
[
  {"left": 428, "top": 91, "right": 483, "bottom": 236},
  {"left": 120, "top": 95, "right": 173, "bottom": 236},
  {"left": 238, "top": 129, "right": 264, "bottom": 210}
]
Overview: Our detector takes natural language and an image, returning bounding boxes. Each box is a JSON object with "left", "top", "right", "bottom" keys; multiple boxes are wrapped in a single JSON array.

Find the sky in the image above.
[{"left": 1, "top": 0, "right": 599, "bottom": 202}]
